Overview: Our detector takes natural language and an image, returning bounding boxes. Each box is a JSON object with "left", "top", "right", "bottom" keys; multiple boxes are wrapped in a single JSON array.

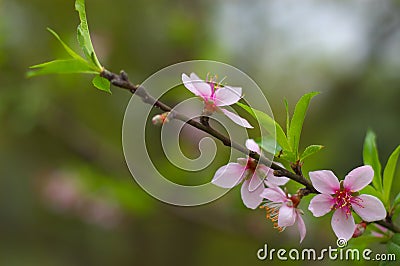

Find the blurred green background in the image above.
[{"left": 1, "top": 0, "right": 400, "bottom": 265}]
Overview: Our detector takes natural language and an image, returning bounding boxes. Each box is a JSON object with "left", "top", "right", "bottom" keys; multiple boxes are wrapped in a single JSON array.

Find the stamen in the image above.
[
  {"left": 332, "top": 188, "right": 360, "bottom": 217},
  {"left": 261, "top": 201, "right": 285, "bottom": 232}
]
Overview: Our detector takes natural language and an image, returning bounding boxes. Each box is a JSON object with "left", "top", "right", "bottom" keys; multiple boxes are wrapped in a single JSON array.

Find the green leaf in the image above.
[
  {"left": 75, "top": 0, "right": 101, "bottom": 70},
  {"left": 392, "top": 233, "right": 400, "bottom": 245},
  {"left": 394, "top": 192, "right": 400, "bottom": 206},
  {"left": 392, "top": 194, "right": 400, "bottom": 219},
  {"left": 280, "top": 150, "right": 296, "bottom": 162},
  {"left": 92, "top": 75, "right": 111, "bottom": 93},
  {"left": 47, "top": 27, "right": 85, "bottom": 61},
  {"left": 258, "top": 136, "right": 282, "bottom": 156},
  {"left": 383, "top": 145, "right": 400, "bottom": 206},
  {"left": 363, "top": 129, "right": 383, "bottom": 192},
  {"left": 288, "top": 92, "right": 320, "bottom": 159},
  {"left": 236, "top": 102, "right": 291, "bottom": 151},
  {"left": 386, "top": 241, "right": 400, "bottom": 261},
  {"left": 360, "top": 185, "right": 381, "bottom": 199},
  {"left": 300, "top": 145, "right": 324, "bottom": 161},
  {"left": 284, "top": 98, "right": 290, "bottom": 136},
  {"left": 27, "top": 59, "right": 98, "bottom": 77}
]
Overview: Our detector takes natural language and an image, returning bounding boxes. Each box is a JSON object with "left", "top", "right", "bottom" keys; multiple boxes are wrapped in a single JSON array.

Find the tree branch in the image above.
[{"left": 100, "top": 68, "right": 399, "bottom": 234}]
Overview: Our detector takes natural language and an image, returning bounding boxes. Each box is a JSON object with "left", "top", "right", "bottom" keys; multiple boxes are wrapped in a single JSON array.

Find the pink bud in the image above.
[
  {"left": 352, "top": 222, "right": 367, "bottom": 238},
  {"left": 152, "top": 112, "right": 169, "bottom": 125}
]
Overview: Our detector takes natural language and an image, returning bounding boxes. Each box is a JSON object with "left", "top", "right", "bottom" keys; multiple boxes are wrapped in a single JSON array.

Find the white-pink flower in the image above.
[
  {"left": 308, "top": 165, "right": 387, "bottom": 241},
  {"left": 212, "top": 139, "right": 289, "bottom": 209},
  {"left": 182, "top": 73, "right": 253, "bottom": 128},
  {"left": 260, "top": 186, "right": 306, "bottom": 243}
]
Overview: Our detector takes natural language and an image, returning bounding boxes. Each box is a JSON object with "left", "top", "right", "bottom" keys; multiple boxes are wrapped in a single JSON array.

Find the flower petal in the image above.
[
  {"left": 278, "top": 204, "right": 296, "bottom": 227},
  {"left": 241, "top": 179, "right": 264, "bottom": 209},
  {"left": 309, "top": 170, "right": 340, "bottom": 194},
  {"left": 308, "top": 194, "right": 335, "bottom": 217},
  {"left": 182, "top": 73, "right": 200, "bottom": 96},
  {"left": 248, "top": 171, "right": 263, "bottom": 192},
  {"left": 352, "top": 194, "right": 387, "bottom": 222},
  {"left": 182, "top": 73, "right": 212, "bottom": 98},
  {"left": 245, "top": 139, "right": 260, "bottom": 153},
  {"left": 343, "top": 165, "right": 374, "bottom": 192},
  {"left": 257, "top": 164, "right": 289, "bottom": 187},
  {"left": 212, "top": 163, "right": 245, "bottom": 188},
  {"left": 331, "top": 208, "right": 355, "bottom": 241},
  {"left": 296, "top": 212, "right": 307, "bottom": 243},
  {"left": 260, "top": 187, "right": 287, "bottom": 202},
  {"left": 214, "top": 86, "right": 242, "bottom": 106},
  {"left": 221, "top": 109, "right": 253, "bottom": 128}
]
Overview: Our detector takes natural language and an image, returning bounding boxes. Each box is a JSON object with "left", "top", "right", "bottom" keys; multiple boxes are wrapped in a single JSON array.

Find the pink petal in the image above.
[
  {"left": 309, "top": 170, "right": 340, "bottom": 194},
  {"left": 296, "top": 211, "right": 307, "bottom": 243},
  {"left": 221, "top": 109, "right": 253, "bottom": 128},
  {"left": 257, "top": 164, "right": 289, "bottom": 187},
  {"left": 181, "top": 73, "right": 212, "bottom": 98},
  {"left": 248, "top": 171, "right": 263, "bottom": 192},
  {"left": 352, "top": 194, "right": 387, "bottom": 222},
  {"left": 245, "top": 139, "right": 260, "bottom": 153},
  {"left": 343, "top": 165, "right": 374, "bottom": 192},
  {"left": 331, "top": 208, "right": 355, "bottom": 241},
  {"left": 278, "top": 204, "right": 296, "bottom": 227},
  {"left": 182, "top": 73, "right": 201, "bottom": 96},
  {"left": 212, "top": 163, "right": 245, "bottom": 188},
  {"left": 214, "top": 86, "right": 242, "bottom": 106},
  {"left": 241, "top": 179, "right": 264, "bottom": 209},
  {"left": 308, "top": 194, "right": 335, "bottom": 217},
  {"left": 260, "top": 187, "right": 287, "bottom": 202}
]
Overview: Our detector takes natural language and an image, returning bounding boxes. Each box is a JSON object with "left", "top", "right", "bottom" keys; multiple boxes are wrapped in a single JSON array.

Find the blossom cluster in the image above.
[{"left": 181, "top": 73, "right": 387, "bottom": 243}]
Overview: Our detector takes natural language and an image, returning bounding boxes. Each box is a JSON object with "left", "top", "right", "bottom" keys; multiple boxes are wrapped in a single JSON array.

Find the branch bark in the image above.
[{"left": 100, "top": 68, "right": 399, "bottom": 234}]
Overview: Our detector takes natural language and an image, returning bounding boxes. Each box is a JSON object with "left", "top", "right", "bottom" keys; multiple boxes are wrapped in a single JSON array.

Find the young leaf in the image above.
[
  {"left": 363, "top": 129, "right": 383, "bottom": 192},
  {"left": 284, "top": 98, "right": 290, "bottom": 136},
  {"left": 257, "top": 136, "right": 282, "bottom": 156},
  {"left": 300, "top": 144, "right": 324, "bottom": 161},
  {"left": 75, "top": 0, "right": 101, "bottom": 70},
  {"left": 27, "top": 59, "right": 98, "bottom": 77},
  {"left": 47, "top": 27, "right": 85, "bottom": 61},
  {"left": 394, "top": 192, "right": 400, "bottom": 207},
  {"left": 288, "top": 92, "right": 320, "bottom": 159},
  {"left": 386, "top": 237, "right": 400, "bottom": 262},
  {"left": 280, "top": 150, "right": 296, "bottom": 162},
  {"left": 236, "top": 102, "right": 291, "bottom": 151},
  {"left": 360, "top": 185, "right": 381, "bottom": 199},
  {"left": 383, "top": 145, "right": 400, "bottom": 205},
  {"left": 92, "top": 75, "right": 111, "bottom": 94}
]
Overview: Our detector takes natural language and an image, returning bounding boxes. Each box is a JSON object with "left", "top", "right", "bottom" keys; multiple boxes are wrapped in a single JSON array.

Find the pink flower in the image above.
[
  {"left": 212, "top": 139, "right": 289, "bottom": 209},
  {"left": 182, "top": 72, "right": 253, "bottom": 128},
  {"left": 308, "top": 165, "right": 387, "bottom": 241},
  {"left": 260, "top": 186, "right": 306, "bottom": 243}
]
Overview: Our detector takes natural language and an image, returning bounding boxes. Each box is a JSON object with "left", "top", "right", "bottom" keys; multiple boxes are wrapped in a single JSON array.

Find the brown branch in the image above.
[
  {"left": 100, "top": 68, "right": 400, "bottom": 234},
  {"left": 100, "top": 68, "right": 317, "bottom": 192}
]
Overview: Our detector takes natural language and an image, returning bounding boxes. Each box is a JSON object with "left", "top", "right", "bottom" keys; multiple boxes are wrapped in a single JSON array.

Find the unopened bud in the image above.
[
  {"left": 152, "top": 112, "right": 170, "bottom": 126},
  {"left": 352, "top": 221, "right": 367, "bottom": 238}
]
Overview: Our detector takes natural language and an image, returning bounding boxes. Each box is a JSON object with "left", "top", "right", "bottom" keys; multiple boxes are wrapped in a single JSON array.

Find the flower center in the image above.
[
  {"left": 245, "top": 158, "right": 257, "bottom": 172},
  {"left": 203, "top": 100, "right": 218, "bottom": 115},
  {"left": 332, "top": 189, "right": 362, "bottom": 216},
  {"left": 206, "top": 74, "right": 220, "bottom": 97}
]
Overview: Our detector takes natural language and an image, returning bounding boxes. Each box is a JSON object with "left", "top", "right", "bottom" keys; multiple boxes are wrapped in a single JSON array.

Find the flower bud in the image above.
[
  {"left": 352, "top": 221, "right": 367, "bottom": 238},
  {"left": 152, "top": 112, "right": 170, "bottom": 126}
]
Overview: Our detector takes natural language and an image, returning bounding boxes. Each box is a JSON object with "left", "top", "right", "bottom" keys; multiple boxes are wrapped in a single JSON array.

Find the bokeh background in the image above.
[{"left": 1, "top": 0, "right": 400, "bottom": 265}]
